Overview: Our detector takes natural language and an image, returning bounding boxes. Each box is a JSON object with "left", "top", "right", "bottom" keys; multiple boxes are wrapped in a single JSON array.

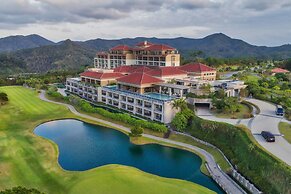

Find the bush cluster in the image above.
[
  {"left": 0, "top": 92, "right": 8, "bottom": 105},
  {"left": 130, "top": 125, "right": 144, "bottom": 137},
  {"left": 0, "top": 186, "right": 44, "bottom": 194},
  {"left": 46, "top": 86, "right": 65, "bottom": 101},
  {"left": 171, "top": 108, "right": 194, "bottom": 132}
]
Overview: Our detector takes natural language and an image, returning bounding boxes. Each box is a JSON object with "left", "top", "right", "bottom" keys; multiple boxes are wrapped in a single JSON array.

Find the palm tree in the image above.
[{"left": 172, "top": 98, "right": 187, "bottom": 111}]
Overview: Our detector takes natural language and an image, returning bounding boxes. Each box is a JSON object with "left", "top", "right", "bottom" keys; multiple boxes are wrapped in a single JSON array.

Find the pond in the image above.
[{"left": 34, "top": 119, "right": 224, "bottom": 194}]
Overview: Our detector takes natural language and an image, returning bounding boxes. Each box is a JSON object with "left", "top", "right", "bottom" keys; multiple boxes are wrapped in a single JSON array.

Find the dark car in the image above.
[
  {"left": 261, "top": 131, "right": 275, "bottom": 142},
  {"left": 276, "top": 105, "right": 284, "bottom": 116}
]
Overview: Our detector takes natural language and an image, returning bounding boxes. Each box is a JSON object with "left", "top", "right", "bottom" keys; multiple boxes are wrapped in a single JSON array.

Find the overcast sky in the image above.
[{"left": 0, "top": 0, "right": 291, "bottom": 46}]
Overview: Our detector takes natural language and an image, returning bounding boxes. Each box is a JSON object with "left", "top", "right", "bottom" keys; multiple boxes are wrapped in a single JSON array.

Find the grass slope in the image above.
[
  {"left": 279, "top": 122, "right": 291, "bottom": 144},
  {"left": 0, "top": 86, "right": 214, "bottom": 194}
]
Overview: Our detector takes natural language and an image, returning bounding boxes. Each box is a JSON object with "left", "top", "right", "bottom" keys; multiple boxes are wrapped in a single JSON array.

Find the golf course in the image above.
[{"left": 0, "top": 86, "right": 215, "bottom": 194}]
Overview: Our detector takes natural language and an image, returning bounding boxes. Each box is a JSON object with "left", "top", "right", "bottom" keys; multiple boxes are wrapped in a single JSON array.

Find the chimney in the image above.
[{"left": 144, "top": 41, "right": 147, "bottom": 46}]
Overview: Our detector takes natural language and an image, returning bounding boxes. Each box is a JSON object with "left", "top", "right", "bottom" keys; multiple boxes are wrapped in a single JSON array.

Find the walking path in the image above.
[
  {"left": 196, "top": 98, "right": 291, "bottom": 166},
  {"left": 39, "top": 91, "right": 246, "bottom": 194}
]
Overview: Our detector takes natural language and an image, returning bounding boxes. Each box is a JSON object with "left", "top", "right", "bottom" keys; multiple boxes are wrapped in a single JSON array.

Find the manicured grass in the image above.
[
  {"left": 70, "top": 165, "right": 213, "bottom": 194},
  {"left": 212, "top": 104, "right": 252, "bottom": 119},
  {"left": 242, "top": 75, "right": 260, "bottom": 82},
  {"left": 0, "top": 86, "right": 214, "bottom": 194},
  {"left": 279, "top": 122, "right": 291, "bottom": 144}
]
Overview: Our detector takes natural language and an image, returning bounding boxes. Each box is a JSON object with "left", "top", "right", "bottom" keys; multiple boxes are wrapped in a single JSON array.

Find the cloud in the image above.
[
  {"left": 239, "top": 0, "right": 291, "bottom": 11},
  {"left": 0, "top": 0, "right": 290, "bottom": 46}
]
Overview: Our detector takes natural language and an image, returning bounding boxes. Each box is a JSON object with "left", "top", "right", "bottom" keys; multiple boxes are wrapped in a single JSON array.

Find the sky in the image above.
[{"left": 0, "top": 0, "right": 291, "bottom": 46}]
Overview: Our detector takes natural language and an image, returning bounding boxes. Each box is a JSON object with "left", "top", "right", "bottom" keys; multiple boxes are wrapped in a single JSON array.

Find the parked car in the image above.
[
  {"left": 276, "top": 105, "right": 284, "bottom": 116},
  {"left": 261, "top": 131, "right": 275, "bottom": 142}
]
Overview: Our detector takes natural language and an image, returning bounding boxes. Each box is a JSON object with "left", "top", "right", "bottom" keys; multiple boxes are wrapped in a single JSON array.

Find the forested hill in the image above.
[
  {"left": 0, "top": 40, "right": 96, "bottom": 75},
  {"left": 81, "top": 33, "right": 291, "bottom": 59},
  {"left": 0, "top": 34, "right": 55, "bottom": 52},
  {"left": 0, "top": 33, "right": 291, "bottom": 75}
]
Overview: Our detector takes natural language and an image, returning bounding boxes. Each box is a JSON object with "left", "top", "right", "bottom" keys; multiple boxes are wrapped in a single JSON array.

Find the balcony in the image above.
[
  {"left": 154, "top": 105, "right": 162, "bottom": 112},
  {"left": 113, "top": 94, "right": 119, "bottom": 99},
  {"left": 127, "top": 105, "right": 134, "bottom": 112},
  {"left": 121, "top": 96, "right": 126, "bottom": 102},
  {"left": 144, "top": 102, "right": 152, "bottom": 109},
  {"left": 144, "top": 110, "right": 152, "bottom": 117},
  {"left": 136, "top": 108, "right": 142, "bottom": 115},
  {"left": 136, "top": 99, "right": 143, "bottom": 106},
  {"left": 127, "top": 97, "right": 134, "bottom": 104},
  {"left": 154, "top": 113, "right": 162, "bottom": 121},
  {"left": 113, "top": 101, "right": 119, "bottom": 107},
  {"left": 121, "top": 103, "right": 126, "bottom": 110}
]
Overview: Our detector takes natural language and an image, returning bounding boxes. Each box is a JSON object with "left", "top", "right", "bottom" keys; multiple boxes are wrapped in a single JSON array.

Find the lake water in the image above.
[{"left": 34, "top": 119, "right": 223, "bottom": 193}]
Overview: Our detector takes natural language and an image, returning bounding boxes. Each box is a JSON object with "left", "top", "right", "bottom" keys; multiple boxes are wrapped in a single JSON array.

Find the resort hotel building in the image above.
[
  {"left": 66, "top": 41, "right": 245, "bottom": 124},
  {"left": 94, "top": 41, "right": 180, "bottom": 69}
]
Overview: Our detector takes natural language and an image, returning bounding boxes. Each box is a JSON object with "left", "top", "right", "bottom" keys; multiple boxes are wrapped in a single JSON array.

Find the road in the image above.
[
  {"left": 39, "top": 91, "right": 246, "bottom": 194},
  {"left": 197, "top": 98, "right": 291, "bottom": 166},
  {"left": 245, "top": 99, "right": 291, "bottom": 166}
]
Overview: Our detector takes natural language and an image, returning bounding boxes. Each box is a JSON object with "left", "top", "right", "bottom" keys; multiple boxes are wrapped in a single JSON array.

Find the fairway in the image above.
[{"left": 0, "top": 86, "right": 215, "bottom": 194}]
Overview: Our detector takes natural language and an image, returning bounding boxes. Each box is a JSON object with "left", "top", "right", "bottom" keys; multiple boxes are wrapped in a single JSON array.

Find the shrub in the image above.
[
  {"left": 0, "top": 186, "right": 44, "bottom": 194},
  {"left": 130, "top": 125, "right": 144, "bottom": 137},
  {"left": 171, "top": 108, "right": 194, "bottom": 132},
  {"left": 46, "top": 86, "right": 64, "bottom": 101},
  {"left": 0, "top": 92, "right": 8, "bottom": 102}
]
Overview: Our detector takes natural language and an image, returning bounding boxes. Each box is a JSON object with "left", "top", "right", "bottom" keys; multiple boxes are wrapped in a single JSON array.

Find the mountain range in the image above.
[{"left": 0, "top": 33, "right": 290, "bottom": 75}]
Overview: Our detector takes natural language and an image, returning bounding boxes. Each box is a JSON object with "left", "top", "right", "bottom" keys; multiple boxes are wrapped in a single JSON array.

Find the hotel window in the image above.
[{"left": 171, "top": 56, "right": 176, "bottom": 66}]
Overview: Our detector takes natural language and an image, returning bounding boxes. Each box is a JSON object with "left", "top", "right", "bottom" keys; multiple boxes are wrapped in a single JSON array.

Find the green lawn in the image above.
[
  {"left": 279, "top": 122, "right": 291, "bottom": 144},
  {"left": 212, "top": 103, "right": 252, "bottom": 119},
  {"left": 0, "top": 86, "right": 214, "bottom": 194}
]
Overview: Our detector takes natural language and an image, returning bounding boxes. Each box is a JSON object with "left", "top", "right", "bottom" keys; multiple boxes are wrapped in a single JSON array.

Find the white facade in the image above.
[
  {"left": 66, "top": 78, "right": 178, "bottom": 124},
  {"left": 94, "top": 56, "right": 136, "bottom": 69}
]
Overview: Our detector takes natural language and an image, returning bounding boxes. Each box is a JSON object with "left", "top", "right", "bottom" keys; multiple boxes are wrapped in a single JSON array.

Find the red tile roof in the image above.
[
  {"left": 178, "top": 63, "right": 215, "bottom": 73},
  {"left": 110, "top": 45, "right": 131, "bottom": 51},
  {"left": 271, "top": 68, "right": 289, "bottom": 73},
  {"left": 133, "top": 66, "right": 153, "bottom": 73},
  {"left": 80, "top": 71, "right": 124, "bottom": 80},
  {"left": 113, "top": 66, "right": 138, "bottom": 73},
  {"left": 136, "top": 41, "right": 155, "bottom": 47},
  {"left": 133, "top": 44, "right": 175, "bottom": 51},
  {"left": 147, "top": 66, "right": 187, "bottom": 77},
  {"left": 113, "top": 65, "right": 156, "bottom": 73},
  {"left": 144, "top": 44, "right": 175, "bottom": 51},
  {"left": 116, "top": 72, "right": 163, "bottom": 85}
]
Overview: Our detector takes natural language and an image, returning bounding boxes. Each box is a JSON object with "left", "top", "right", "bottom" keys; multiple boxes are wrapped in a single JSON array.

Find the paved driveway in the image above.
[
  {"left": 196, "top": 99, "right": 291, "bottom": 166},
  {"left": 245, "top": 99, "right": 291, "bottom": 165}
]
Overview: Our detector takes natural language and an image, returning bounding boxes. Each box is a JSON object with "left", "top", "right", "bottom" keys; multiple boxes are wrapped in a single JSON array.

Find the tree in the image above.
[
  {"left": 171, "top": 108, "right": 194, "bottom": 132},
  {"left": 214, "top": 89, "right": 226, "bottom": 99},
  {"left": 0, "top": 92, "right": 8, "bottom": 105},
  {"left": 261, "top": 82, "right": 269, "bottom": 88},
  {"left": 172, "top": 98, "right": 187, "bottom": 111},
  {"left": 275, "top": 73, "right": 288, "bottom": 81},
  {"left": 130, "top": 125, "right": 144, "bottom": 137},
  {"left": 171, "top": 112, "right": 187, "bottom": 131}
]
